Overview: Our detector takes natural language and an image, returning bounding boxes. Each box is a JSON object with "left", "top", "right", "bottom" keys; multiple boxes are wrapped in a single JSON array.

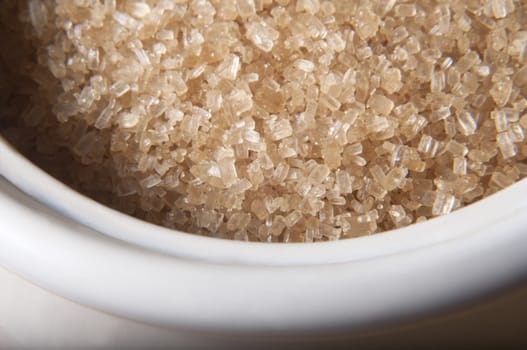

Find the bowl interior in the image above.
[{"left": 2, "top": 136, "right": 527, "bottom": 266}]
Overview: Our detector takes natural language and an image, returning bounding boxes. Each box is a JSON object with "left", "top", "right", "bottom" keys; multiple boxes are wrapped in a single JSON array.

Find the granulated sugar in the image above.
[{"left": 0, "top": 0, "right": 526, "bottom": 242}]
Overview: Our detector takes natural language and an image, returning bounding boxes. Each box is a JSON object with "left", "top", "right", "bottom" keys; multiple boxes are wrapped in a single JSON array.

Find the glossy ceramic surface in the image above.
[{"left": 1, "top": 137, "right": 527, "bottom": 333}]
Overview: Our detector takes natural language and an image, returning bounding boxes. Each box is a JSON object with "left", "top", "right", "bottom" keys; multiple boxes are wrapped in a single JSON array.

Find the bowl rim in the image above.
[
  {"left": 1, "top": 136, "right": 527, "bottom": 266},
  {"left": 2, "top": 172, "right": 527, "bottom": 333},
  {"left": 3, "top": 136, "right": 527, "bottom": 333}
]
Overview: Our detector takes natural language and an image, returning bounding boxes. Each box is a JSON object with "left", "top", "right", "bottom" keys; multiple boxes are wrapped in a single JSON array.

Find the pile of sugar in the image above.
[{"left": 0, "top": 0, "right": 526, "bottom": 242}]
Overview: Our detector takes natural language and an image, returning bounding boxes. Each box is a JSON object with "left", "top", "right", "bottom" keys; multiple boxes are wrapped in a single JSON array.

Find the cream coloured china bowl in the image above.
[{"left": 1, "top": 136, "right": 527, "bottom": 334}]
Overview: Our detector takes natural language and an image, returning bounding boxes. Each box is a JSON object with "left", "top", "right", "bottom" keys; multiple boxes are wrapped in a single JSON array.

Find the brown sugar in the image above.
[{"left": 0, "top": 0, "right": 526, "bottom": 242}]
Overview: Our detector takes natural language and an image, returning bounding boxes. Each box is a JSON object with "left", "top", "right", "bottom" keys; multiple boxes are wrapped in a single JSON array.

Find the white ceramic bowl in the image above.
[{"left": 1, "top": 136, "right": 527, "bottom": 335}]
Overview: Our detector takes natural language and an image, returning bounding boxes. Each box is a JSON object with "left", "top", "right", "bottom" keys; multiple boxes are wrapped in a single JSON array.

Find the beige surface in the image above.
[{"left": 1, "top": 265, "right": 527, "bottom": 349}]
